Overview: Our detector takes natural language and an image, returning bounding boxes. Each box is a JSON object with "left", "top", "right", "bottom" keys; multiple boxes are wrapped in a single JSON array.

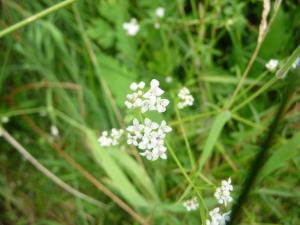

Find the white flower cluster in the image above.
[
  {"left": 123, "top": 18, "right": 140, "bottom": 36},
  {"left": 182, "top": 197, "right": 199, "bottom": 211},
  {"left": 177, "top": 87, "right": 194, "bottom": 109},
  {"left": 155, "top": 7, "right": 165, "bottom": 18},
  {"left": 127, "top": 118, "right": 172, "bottom": 161},
  {"left": 125, "top": 79, "right": 169, "bottom": 113},
  {"left": 206, "top": 208, "right": 231, "bottom": 225},
  {"left": 265, "top": 59, "right": 279, "bottom": 72},
  {"left": 98, "top": 129, "right": 124, "bottom": 147},
  {"left": 214, "top": 178, "right": 233, "bottom": 206},
  {"left": 205, "top": 178, "right": 233, "bottom": 225}
]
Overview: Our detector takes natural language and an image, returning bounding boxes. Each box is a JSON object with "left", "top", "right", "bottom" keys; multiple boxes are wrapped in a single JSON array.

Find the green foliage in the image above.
[{"left": 0, "top": 0, "right": 300, "bottom": 224}]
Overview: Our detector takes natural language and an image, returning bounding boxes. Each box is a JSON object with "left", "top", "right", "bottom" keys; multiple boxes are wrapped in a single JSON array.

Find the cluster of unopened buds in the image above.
[
  {"left": 98, "top": 129, "right": 124, "bottom": 147},
  {"left": 127, "top": 118, "right": 171, "bottom": 161},
  {"left": 177, "top": 87, "right": 194, "bottom": 109}
]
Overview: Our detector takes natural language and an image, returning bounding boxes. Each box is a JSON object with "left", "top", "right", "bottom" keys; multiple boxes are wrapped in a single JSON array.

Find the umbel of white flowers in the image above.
[
  {"left": 127, "top": 118, "right": 172, "bottom": 161},
  {"left": 98, "top": 129, "right": 124, "bottom": 147},
  {"left": 183, "top": 178, "right": 233, "bottom": 225},
  {"left": 123, "top": 18, "right": 140, "bottom": 36},
  {"left": 182, "top": 197, "right": 199, "bottom": 211},
  {"left": 206, "top": 207, "right": 231, "bottom": 225},
  {"left": 177, "top": 87, "right": 194, "bottom": 109},
  {"left": 125, "top": 79, "right": 170, "bottom": 113},
  {"left": 265, "top": 59, "right": 279, "bottom": 72}
]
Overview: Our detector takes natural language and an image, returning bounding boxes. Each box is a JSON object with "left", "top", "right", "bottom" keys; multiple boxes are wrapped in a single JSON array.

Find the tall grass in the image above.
[{"left": 0, "top": 0, "right": 300, "bottom": 224}]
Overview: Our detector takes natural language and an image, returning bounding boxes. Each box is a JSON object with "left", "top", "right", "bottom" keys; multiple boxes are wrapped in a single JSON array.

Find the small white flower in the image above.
[
  {"left": 155, "top": 7, "right": 165, "bottom": 18},
  {"left": 183, "top": 197, "right": 199, "bottom": 211},
  {"left": 154, "top": 22, "right": 160, "bottom": 29},
  {"left": 98, "top": 129, "right": 123, "bottom": 147},
  {"left": 159, "top": 120, "right": 172, "bottom": 133},
  {"left": 165, "top": 76, "right": 173, "bottom": 83},
  {"left": 265, "top": 59, "right": 279, "bottom": 72},
  {"left": 214, "top": 178, "right": 233, "bottom": 206},
  {"left": 206, "top": 208, "right": 230, "bottom": 225},
  {"left": 50, "top": 125, "right": 59, "bottom": 137},
  {"left": 177, "top": 87, "right": 194, "bottom": 109},
  {"left": 143, "top": 79, "right": 164, "bottom": 101},
  {"left": 123, "top": 18, "right": 140, "bottom": 36}
]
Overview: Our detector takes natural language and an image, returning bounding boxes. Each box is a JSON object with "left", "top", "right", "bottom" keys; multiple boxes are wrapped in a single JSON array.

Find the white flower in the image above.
[
  {"left": 183, "top": 197, "right": 199, "bottom": 211},
  {"left": 214, "top": 178, "right": 233, "bottom": 206},
  {"left": 155, "top": 97, "right": 169, "bottom": 112},
  {"left": 50, "top": 125, "right": 59, "bottom": 137},
  {"left": 125, "top": 79, "right": 169, "bottom": 113},
  {"left": 177, "top": 87, "right": 194, "bottom": 109},
  {"left": 155, "top": 7, "right": 165, "bottom": 18},
  {"left": 126, "top": 118, "right": 172, "bottom": 161},
  {"left": 165, "top": 76, "right": 173, "bottom": 83},
  {"left": 123, "top": 18, "right": 140, "bottom": 36},
  {"left": 154, "top": 22, "right": 160, "bottom": 29},
  {"left": 206, "top": 208, "right": 231, "bottom": 225},
  {"left": 98, "top": 129, "right": 123, "bottom": 147},
  {"left": 292, "top": 57, "right": 300, "bottom": 69},
  {"left": 143, "top": 79, "right": 164, "bottom": 100},
  {"left": 265, "top": 59, "right": 279, "bottom": 72}
]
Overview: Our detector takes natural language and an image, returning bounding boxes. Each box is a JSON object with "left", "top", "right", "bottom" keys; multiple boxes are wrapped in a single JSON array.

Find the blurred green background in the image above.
[{"left": 0, "top": 0, "right": 300, "bottom": 224}]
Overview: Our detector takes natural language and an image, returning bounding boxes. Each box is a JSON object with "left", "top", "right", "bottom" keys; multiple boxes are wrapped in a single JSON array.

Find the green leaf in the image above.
[
  {"left": 86, "top": 130, "right": 149, "bottom": 209},
  {"left": 198, "top": 111, "right": 231, "bottom": 170},
  {"left": 258, "top": 132, "right": 300, "bottom": 181}
]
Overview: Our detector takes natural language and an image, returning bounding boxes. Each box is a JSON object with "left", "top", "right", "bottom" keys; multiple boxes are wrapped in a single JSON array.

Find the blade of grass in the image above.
[
  {"left": 0, "top": 127, "right": 105, "bottom": 209},
  {"left": 227, "top": 70, "right": 299, "bottom": 225},
  {"left": 0, "top": 0, "right": 77, "bottom": 38}
]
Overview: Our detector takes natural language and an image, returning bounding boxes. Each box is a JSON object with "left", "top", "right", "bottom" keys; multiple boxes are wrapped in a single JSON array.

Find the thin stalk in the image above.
[
  {"left": 0, "top": 0, "right": 77, "bottom": 38},
  {"left": 174, "top": 105, "right": 195, "bottom": 168},
  {"left": 232, "top": 77, "right": 277, "bottom": 112},
  {"left": 228, "top": 71, "right": 299, "bottom": 224},
  {"left": 165, "top": 140, "right": 207, "bottom": 224},
  {"left": 0, "top": 127, "right": 105, "bottom": 209},
  {"left": 225, "top": 0, "right": 282, "bottom": 109}
]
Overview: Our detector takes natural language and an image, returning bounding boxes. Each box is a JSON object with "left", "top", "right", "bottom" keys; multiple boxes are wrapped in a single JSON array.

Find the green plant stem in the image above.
[
  {"left": 227, "top": 71, "right": 299, "bottom": 225},
  {"left": 165, "top": 140, "right": 207, "bottom": 224},
  {"left": 225, "top": 0, "right": 282, "bottom": 109},
  {"left": 0, "top": 126, "right": 105, "bottom": 209},
  {"left": 174, "top": 106, "right": 195, "bottom": 168},
  {"left": 0, "top": 0, "right": 77, "bottom": 38}
]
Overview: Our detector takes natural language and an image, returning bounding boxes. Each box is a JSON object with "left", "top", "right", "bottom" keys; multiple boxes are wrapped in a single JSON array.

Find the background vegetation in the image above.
[{"left": 0, "top": 0, "right": 300, "bottom": 224}]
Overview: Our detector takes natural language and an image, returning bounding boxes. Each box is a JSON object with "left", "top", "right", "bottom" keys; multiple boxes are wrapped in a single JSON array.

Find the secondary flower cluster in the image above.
[
  {"left": 123, "top": 6, "right": 165, "bottom": 35},
  {"left": 206, "top": 208, "right": 231, "bottom": 225},
  {"left": 214, "top": 178, "right": 233, "bottom": 206},
  {"left": 177, "top": 87, "right": 194, "bottom": 109},
  {"left": 182, "top": 197, "right": 199, "bottom": 211},
  {"left": 127, "top": 118, "right": 172, "bottom": 161},
  {"left": 206, "top": 178, "right": 233, "bottom": 225},
  {"left": 98, "top": 129, "right": 124, "bottom": 147},
  {"left": 125, "top": 79, "right": 169, "bottom": 113},
  {"left": 123, "top": 18, "right": 140, "bottom": 36},
  {"left": 265, "top": 59, "right": 279, "bottom": 72}
]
